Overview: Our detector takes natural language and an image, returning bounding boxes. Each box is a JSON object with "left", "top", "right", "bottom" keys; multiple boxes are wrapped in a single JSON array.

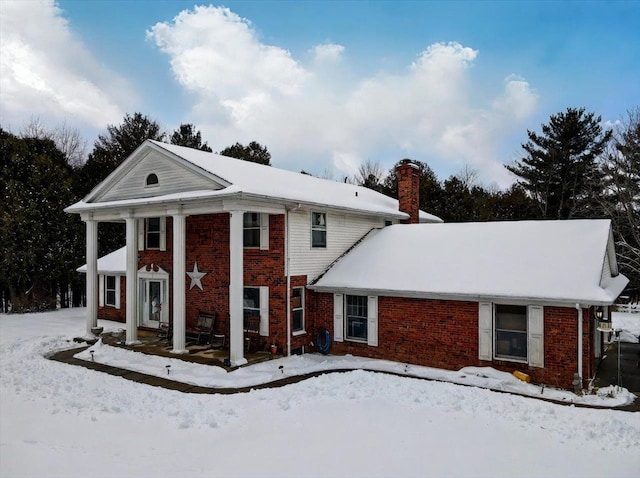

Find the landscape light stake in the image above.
[
  {"left": 90, "top": 350, "right": 94, "bottom": 362},
  {"left": 166, "top": 365, "right": 171, "bottom": 376}
]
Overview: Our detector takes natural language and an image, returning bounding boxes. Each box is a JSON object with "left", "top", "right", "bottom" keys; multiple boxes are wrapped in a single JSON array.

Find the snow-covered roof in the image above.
[
  {"left": 310, "top": 219, "right": 629, "bottom": 306},
  {"left": 77, "top": 247, "right": 126, "bottom": 275},
  {"left": 67, "top": 140, "right": 442, "bottom": 223}
]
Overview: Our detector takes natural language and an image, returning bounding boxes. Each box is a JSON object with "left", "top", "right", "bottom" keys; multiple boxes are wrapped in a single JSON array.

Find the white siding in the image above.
[
  {"left": 600, "top": 250, "right": 612, "bottom": 284},
  {"left": 98, "top": 150, "right": 221, "bottom": 202},
  {"left": 289, "top": 209, "right": 384, "bottom": 278}
]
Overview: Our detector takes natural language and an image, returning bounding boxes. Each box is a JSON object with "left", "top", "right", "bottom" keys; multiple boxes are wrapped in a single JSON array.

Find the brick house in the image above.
[{"left": 69, "top": 140, "right": 627, "bottom": 388}]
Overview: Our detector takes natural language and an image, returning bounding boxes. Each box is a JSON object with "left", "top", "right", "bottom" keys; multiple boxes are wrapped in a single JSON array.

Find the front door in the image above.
[{"left": 140, "top": 279, "right": 167, "bottom": 328}]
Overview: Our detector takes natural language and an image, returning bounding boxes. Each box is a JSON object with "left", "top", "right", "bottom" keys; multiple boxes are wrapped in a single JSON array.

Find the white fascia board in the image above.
[{"left": 306, "top": 285, "right": 619, "bottom": 308}]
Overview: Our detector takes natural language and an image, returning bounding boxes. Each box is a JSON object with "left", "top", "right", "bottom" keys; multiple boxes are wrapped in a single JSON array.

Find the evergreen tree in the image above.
[
  {"left": 382, "top": 160, "right": 444, "bottom": 218},
  {"left": 0, "top": 129, "right": 83, "bottom": 311},
  {"left": 78, "top": 112, "right": 165, "bottom": 197},
  {"left": 219, "top": 141, "right": 271, "bottom": 165},
  {"left": 506, "top": 107, "right": 612, "bottom": 219},
  {"left": 170, "top": 123, "right": 212, "bottom": 152},
  {"left": 77, "top": 113, "right": 164, "bottom": 256}
]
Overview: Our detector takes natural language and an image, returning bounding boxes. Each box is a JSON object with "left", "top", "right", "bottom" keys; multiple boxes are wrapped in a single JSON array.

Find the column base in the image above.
[
  {"left": 231, "top": 357, "right": 248, "bottom": 367},
  {"left": 125, "top": 340, "right": 142, "bottom": 346},
  {"left": 170, "top": 348, "right": 189, "bottom": 355}
]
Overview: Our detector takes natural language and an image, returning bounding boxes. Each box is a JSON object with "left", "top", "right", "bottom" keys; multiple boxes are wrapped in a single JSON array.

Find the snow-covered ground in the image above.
[
  {"left": 1, "top": 309, "right": 639, "bottom": 478},
  {"left": 612, "top": 310, "right": 640, "bottom": 343}
]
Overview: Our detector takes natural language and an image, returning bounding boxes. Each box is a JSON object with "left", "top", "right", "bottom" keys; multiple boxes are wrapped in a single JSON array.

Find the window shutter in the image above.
[
  {"left": 138, "top": 219, "right": 144, "bottom": 251},
  {"left": 478, "top": 302, "right": 493, "bottom": 361},
  {"left": 259, "top": 286, "right": 269, "bottom": 336},
  {"left": 333, "top": 294, "right": 344, "bottom": 342},
  {"left": 99, "top": 275, "right": 105, "bottom": 307},
  {"left": 259, "top": 213, "right": 269, "bottom": 250},
  {"left": 367, "top": 296, "right": 378, "bottom": 347},
  {"left": 115, "top": 276, "right": 121, "bottom": 309},
  {"left": 528, "top": 305, "right": 544, "bottom": 368},
  {"left": 159, "top": 217, "right": 167, "bottom": 251}
]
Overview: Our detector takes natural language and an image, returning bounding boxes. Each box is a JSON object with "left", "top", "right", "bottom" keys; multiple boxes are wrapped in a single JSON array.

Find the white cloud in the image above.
[
  {"left": 0, "top": 0, "right": 131, "bottom": 132},
  {"left": 310, "top": 43, "right": 345, "bottom": 62},
  {"left": 148, "top": 7, "right": 539, "bottom": 188}
]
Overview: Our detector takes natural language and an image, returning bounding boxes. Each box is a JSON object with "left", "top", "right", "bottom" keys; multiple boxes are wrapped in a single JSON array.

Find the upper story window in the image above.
[
  {"left": 311, "top": 212, "right": 327, "bottom": 248},
  {"left": 244, "top": 213, "right": 261, "bottom": 248},
  {"left": 146, "top": 217, "right": 161, "bottom": 249},
  {"left": 145, "top": 173, "right": 159, "bottom": 187},
  {"left": 243, "top": 212, "right": 269, "bottom": 250}
]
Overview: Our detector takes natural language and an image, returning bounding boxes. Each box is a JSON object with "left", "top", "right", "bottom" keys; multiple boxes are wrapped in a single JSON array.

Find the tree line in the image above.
[{"left": 1, "top": 107, "right": 638, "bottom": 311}]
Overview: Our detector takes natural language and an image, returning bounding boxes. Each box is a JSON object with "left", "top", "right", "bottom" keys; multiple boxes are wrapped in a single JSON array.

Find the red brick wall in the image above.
[
  {"left": 135, "top": 213, "right": 290, "bottom": 349},
  {"left": 97, "top": 275, "right": 126, "bottom": 322},
  {"left": 310, "top": 292, "right": 595, "bottom": 389}
]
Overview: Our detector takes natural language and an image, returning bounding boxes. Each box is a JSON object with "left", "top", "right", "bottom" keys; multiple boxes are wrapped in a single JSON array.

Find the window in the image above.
[
  {"left": 243, "top": 287, "right": 261, "bottom": 323},
  {"left": 146, "top": 217, "right": 161, "bottom": 249},
  {"left": 384, "top": 219, "right": 393, "bottom": 227},
  {"left": 345, "top": 295, "right": 368, "bottom": 341},
  {"left": 146, "top": 173, "right": 159, "bottom": 186},
  {"left": 311, "top": 212, "right": 327, "bottom": 248},
  {"left": 494, "top": 304, "right": 527, "bottom": 360},
  {"left": 292, "top": 287, "right": 304, "bottom": 333},
  {"left": 105, "top": 275, "right": 117, "bottom": 307},
  {"left": 243, "top": 213, "right": 261, "bottom": 248},
  {"left": 244, "top": 286, "right": 269, "bottom": 336}
]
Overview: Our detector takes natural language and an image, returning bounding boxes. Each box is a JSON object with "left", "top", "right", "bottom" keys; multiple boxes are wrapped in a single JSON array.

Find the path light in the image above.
[
  {"left": 166, "top": 365, "right": 171, "bottom": 375},
  {"left": 90, "top": 350, "right": 94, "bottom": 362},
  {"left": 595, "top": 307, "right": 612, "bottom": 332},
  {"left": 279, "top": 365, "right": 284, "bottom": 374}
]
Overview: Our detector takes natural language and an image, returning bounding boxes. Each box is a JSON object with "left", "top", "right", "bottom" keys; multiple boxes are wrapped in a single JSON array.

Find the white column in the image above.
[
  {"left": 125, "top": 216, "right": 140, "bottom": 345},
  {"left": 229, "top": 210, "right": 247, "bottom": 366},
  {"left": 85, "top": 218, "right": 98, "bottom": 336},
  {"left": 171, "top": 214, "right": 188, "bottom": 354}
]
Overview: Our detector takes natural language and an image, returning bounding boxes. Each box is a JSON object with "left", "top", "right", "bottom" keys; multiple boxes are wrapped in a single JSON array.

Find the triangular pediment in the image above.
[{"left": 86, "top": 142, "right": 228, "bottom": 203}]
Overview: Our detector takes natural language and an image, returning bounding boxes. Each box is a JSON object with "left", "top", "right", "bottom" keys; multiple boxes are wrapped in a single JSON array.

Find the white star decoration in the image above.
[{"left": 187, "top": 262, "right": 207, "bottom": 290}]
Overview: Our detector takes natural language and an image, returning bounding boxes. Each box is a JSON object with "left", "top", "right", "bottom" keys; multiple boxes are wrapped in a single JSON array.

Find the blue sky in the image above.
[{"left": 1, "top": 1, "right": 638, "bottom": 187}]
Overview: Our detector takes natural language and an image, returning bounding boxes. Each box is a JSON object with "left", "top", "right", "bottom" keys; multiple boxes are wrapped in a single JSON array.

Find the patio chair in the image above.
[
  {"left": 157, "top": 316, "right": 172, "bottom": 342},
  {"left": 186, "top": 311, "right": 216, "bottom": 345},
  {"left": 244, "top": 316, "right": 261, "bottom": 353}
]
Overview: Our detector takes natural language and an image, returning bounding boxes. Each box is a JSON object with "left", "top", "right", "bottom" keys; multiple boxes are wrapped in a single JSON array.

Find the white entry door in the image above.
[{"left": 140, "top": 279, "right": 167, "bottom": 327}]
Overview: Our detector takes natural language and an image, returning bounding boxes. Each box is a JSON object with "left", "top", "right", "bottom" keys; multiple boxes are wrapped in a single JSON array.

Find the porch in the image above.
[{"left": 98, "top": 329, "right": 277, "bottom": 369}]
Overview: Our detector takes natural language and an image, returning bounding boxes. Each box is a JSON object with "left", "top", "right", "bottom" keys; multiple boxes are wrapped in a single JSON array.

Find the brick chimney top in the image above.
[{"left": 397, "top": 159, "right": 420, "bottom": 224}]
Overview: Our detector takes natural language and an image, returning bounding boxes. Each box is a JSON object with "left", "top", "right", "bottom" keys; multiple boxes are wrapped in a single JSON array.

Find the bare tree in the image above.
[
  {"left": 599, "top": 107, "right": 640, "bottom": 292},
  {"left": 352, "top": 159, "right": 386, "bottom": 191},
  {"left": 455, "top": 164, "right": 480, "bottom": 190},
  {"left": 20, "top": 117, "right": 87, "bottom": 167}
]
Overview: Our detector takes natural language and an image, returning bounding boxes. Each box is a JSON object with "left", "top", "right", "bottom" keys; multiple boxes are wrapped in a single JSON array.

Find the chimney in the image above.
[{"left": 397, "top": 159, "right": 420, "bottom": 224}]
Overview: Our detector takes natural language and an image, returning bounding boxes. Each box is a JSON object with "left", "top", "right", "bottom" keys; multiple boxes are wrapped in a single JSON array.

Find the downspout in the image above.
[
  {"left": 285, "top": 209, "right": 291, "bottom": 357},
  {"left": 576, "top": 303, "right": 583, "bottom": 385}
]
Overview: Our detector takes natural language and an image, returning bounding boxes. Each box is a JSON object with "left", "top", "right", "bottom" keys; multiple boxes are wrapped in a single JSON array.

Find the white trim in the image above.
[
  {"left": 333, "top": 294, "right": 344, "bottom": 342},
  {"left": 115, "top": 276, "right": 121, "bottom": 309},
  {"left": 99, "top": 275, "right": 105, "bottom": 307},
  {"left": 528, "top": 305, "right": 544, "bottom": 368},
  {"left": 159, "top": 216, "right": 167, "bottom": 251},
  {"left": 478, "top": 302, "right": 492, "bottom": 361},
  {"left": 367, "top": 296, "right": 378, "bottom": 347},
  {"left": 259, "top": 286, "right": 269, "bottom": 336},
  {"left": 260, "top": 213, "right": 269, "bottom": 250}
]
